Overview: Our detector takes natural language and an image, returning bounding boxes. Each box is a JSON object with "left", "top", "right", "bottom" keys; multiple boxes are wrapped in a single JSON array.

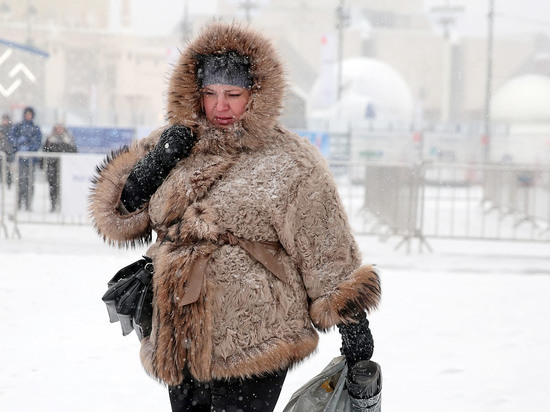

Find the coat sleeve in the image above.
[
  {"left": 280, "top": 156, "right": 381, "bottom": 331},
  {"left": 7, "top": 124, "right": 18, "bottom": 148},
  {"left": 89, "top": 128, "right": 164, "bottom": 247}
]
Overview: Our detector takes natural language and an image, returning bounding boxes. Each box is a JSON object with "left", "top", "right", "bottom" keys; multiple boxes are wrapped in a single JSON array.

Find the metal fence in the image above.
[
  {"left": 1, "top": 152, "right": 91, "bottom": 238},
  {"left": 332, "top": 161, "right": 550, "bottom": 252},
  {"left": 2, "top": 152, "right": 550, "bottom": 251},
  {"left": 0, "top": 151, "right": 8, "bottom": 238}
]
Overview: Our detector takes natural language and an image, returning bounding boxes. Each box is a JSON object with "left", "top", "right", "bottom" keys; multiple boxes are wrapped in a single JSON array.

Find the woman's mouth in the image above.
[{"left": 214, "top": 116, "right": 236, "bottom": 126}]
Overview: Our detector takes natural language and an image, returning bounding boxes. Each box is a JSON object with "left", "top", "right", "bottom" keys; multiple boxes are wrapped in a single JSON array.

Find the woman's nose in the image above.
[{"left": 216, "top": 95, "right": 229, "bottom": 110}]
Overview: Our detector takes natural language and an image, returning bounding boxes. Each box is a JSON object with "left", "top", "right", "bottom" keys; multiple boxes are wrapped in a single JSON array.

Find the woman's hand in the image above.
[
  {"left": 337, "top": 311, "right": 374, "bottom": 366},
  {"left": 153, "top": 124, "right": 195, "bottom": 168},
  {"left": 120, "top": 125, "right": 195, "bottom": 212}
]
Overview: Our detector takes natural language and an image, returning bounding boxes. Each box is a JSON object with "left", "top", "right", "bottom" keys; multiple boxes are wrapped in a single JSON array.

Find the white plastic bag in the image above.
[
  {"left": 283, "top": 356, "right": 352, "bottom": 412},
  {"left": 283, "top": 355, "right": 382, "bottom": 412}
]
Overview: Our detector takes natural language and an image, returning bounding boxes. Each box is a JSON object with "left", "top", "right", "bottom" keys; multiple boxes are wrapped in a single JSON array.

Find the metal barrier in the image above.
[
  {"left": 420, "top": 163, "right": 550, "bottom": 242},
  {"left": 7, "top": 152, "right": 91, "bottom": 238},
  {"left": 481, "top": 165, "right": 550, "bottom": 233},
  {"left": 0, "top": 151, "right": 8, "bottom": 238},
  {"left": 5, "top": 154, "right": 550, "bottom": 251},
  {"left": 362, "top": 163, "right": 430, "bottom": 252},
  {"left": 328, "top": 160, "right": 429, "bottom": 253},
  {"left": 346, "top": 161, "right": 550, "bottom": 252}
]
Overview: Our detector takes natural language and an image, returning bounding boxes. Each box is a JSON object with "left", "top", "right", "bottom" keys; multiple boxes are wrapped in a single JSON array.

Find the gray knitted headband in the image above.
[{"left": 197, "top": 51, "right": 253, "bottom": 89}]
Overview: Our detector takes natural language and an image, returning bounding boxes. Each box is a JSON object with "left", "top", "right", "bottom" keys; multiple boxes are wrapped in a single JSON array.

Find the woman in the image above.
[
  {"left": 90, "top": 22, "right": 381, "bottom": 412},
  {"left": 42, "top": 123, "right": 77, "bottom": 212}
]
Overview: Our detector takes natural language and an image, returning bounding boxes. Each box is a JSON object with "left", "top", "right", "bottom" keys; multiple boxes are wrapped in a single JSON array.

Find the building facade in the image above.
[{"left": 0, "top": 0, "right": 546, "bottom": 135}]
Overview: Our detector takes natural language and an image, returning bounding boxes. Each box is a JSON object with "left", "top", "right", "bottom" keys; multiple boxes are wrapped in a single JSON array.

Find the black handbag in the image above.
[{"left": 102, "top": 256, "right": 154, "bottom": 341}]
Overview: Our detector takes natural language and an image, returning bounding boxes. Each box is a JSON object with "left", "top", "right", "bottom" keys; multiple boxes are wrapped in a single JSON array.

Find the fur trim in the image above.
[
  {"left": 148, "top": 243, "right": 217, "bottom": 385},
  {"left": 166, "top": 22, "right": 286, "bottom": 141},
  {"left": 309, "top": 265, "right": 381, "bottom": 330},
  {"left": 210, "top": 329, "right": 319, "bottom": 380},
  {"left": 88, "top": 146, "right": 152, "bottom": 247}
]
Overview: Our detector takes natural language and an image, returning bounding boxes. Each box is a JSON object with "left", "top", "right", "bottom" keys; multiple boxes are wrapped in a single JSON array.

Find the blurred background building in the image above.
[{"left": 1, "top": 0, "right": 549, "bottom": 163}]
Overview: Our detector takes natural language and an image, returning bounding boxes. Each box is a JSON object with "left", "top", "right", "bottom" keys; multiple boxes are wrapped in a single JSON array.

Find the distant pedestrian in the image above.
[
  {"left": 9, "top": 107, "right": 42, "bottom": 210},
  {"left": 0, "top": 113, "right": 14, "bottom": 188},
  {"left": 42, "top": 123, "right": 77, "bottom": 212}
]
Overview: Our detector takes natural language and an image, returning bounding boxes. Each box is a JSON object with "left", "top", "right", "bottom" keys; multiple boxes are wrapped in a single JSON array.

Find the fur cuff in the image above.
[
  {"left": 89, "top": 147, "right": 152, "bottom": 246},
  {"left": 309, "top": 265, "right": 381, "bottom": 330}
]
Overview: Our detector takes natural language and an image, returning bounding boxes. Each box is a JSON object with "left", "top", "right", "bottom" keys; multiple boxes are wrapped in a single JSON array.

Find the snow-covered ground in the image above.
[{"left": 1, "top": 222, "right": 549, "bottom": 411}]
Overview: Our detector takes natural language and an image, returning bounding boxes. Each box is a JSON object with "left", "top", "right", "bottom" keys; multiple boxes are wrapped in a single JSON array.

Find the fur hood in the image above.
[{"left": 166, "top": 22, "right": 287, "bottom": 146}]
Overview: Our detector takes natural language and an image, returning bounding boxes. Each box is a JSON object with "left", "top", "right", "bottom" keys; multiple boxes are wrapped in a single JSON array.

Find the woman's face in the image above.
[{"left": 202, "top": 84, "right": 251, "bottom": 128}]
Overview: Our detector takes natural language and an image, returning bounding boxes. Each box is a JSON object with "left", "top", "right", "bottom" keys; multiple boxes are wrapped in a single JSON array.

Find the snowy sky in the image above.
[
  {"left": 423, "top": 0, "right": 550, "bottom": 39},
  {"left": 127, "top": 0, "right": 550, "bottom": 39}
]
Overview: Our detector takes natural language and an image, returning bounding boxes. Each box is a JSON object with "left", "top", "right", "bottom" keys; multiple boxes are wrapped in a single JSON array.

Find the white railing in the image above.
[{"left": 0, "top": 151, "right": 8, "bottom": 238}]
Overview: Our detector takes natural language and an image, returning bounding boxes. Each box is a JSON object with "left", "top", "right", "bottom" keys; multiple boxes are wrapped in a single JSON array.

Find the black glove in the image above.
[
  {"left": 337, "top": 311, "right": 374, "bottom": 366},
  {"left": 120, "top": 125, "right": 195, "bottom": 212},
  {"left": 338, "top": 312, "right": 380, "bottom": 404}
]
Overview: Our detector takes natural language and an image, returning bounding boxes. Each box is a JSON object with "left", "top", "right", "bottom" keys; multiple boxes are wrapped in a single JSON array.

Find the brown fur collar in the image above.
[{"left": 192, "top": 117, "right": 268, "bottom": 155}]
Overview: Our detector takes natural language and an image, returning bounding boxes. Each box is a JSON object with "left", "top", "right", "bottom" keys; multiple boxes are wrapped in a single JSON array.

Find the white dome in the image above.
[
  {"left": 492, "top": 74, "right": 550, "bottom": 124},
  {"left": 308, "top": 57, "right": 414, "bottom": 123}
]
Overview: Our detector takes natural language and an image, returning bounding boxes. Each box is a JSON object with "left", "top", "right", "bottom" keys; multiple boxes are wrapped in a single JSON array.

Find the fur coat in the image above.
[{"left": 90, "top": 22, "right": 381, "bottom": 386}]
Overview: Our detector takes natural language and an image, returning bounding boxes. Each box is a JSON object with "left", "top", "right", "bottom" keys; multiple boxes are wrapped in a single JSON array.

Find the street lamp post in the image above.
[
  {"left": 239, "top": 0, "right": 257, "bottom": 24},
  {"left": 26, "top": 1, "right": 37, "bottom": 46},
  {"left": 0, "top": 2, "right": 10, "bottom": 23},
  {"left": 483, "top": 0, "right": 495, "bottom": 164},
  {"left": 181, "top": 0, "right": 191, "bottom": 42},
  {"left": 335, "top": 0, "right": 349, "bottom": 102},
  {"left": 429, "top": 1, "right": 464, "bottom": 124}
]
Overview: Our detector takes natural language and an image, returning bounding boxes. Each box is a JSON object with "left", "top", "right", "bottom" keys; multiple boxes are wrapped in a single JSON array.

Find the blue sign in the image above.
[
  {"left": 295, "top": 130, "right": 330, "bottom": 158},
  {"left": 68, "top": 126, "right": 135, "bottom": 154}
]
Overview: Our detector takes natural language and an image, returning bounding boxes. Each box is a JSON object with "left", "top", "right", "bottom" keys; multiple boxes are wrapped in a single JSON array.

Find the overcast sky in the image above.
[
  {"left": 424, "top": 0, "right": 550, "bottom": 39},
  {"left": 128, "top": 0, "right": 550, "bottom": 39}
]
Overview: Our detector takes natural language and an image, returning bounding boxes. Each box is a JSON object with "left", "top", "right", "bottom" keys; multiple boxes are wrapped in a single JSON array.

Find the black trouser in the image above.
[
  {"left": 46, "top": 160, "right": 60, "bottom": 210},
  {"left": 17, "top": 159, "right": 34, "bottom": 210},
  {"left": 168, "top": 366, "right": 287, "bottom": 412}
]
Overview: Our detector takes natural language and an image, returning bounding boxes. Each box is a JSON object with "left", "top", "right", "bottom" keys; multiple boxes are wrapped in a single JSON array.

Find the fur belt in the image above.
[{"left": 156, "top": 230, "right": 288, "bottom": 306}]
